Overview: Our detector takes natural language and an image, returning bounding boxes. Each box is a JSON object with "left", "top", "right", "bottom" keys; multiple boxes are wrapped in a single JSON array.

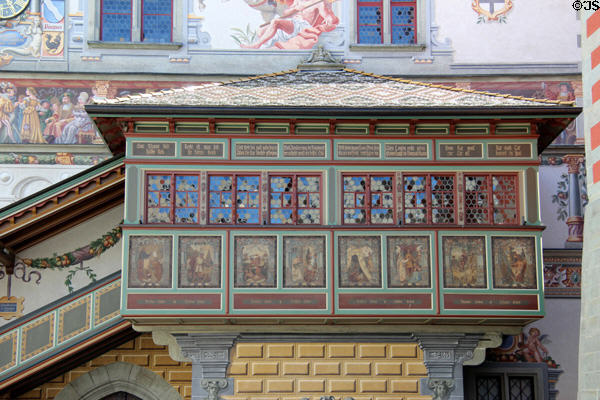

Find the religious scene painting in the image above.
[
  {"left": 442, "top": 236, "right": 487, "bottom": 288},
  {"left": 128, "top": 236, "right": 172, "bottom": 288},
  {"left": 283, "top": 236, "right": 326, "bottom": 288},
  {"left": 338, "top": 236, "right": 381, "bottom": 288},
  {"left": 234, "top": 236, "right": 277, "bottom": 288},
  {"left": 387, "top": 236, "right": 431, "bottom": 288},
  {"left": 200, "top": 0, "right": 341, "bottom": 50},
  {"left": 178, "top": 236, "right": 221, "bottom": 288},
  {"left": 492, "top": 237, "right": 537, "bottom": 289}
]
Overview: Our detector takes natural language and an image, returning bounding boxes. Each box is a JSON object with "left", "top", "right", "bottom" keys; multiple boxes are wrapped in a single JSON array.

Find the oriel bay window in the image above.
[
  {"left": 144, "top": 171, "right": 520, "bottom": 226},
  {"left": 269, "top": 175, "right": 322, "bottom": 224}
]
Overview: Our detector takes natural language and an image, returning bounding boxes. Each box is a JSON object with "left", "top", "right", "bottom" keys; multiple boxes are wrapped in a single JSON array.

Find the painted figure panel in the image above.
[
  {"left": 387, "top": 236, "right": 430, "bottom": 288},
  {"left": 178, "top": 236, "right": 221, "bottom": 288},
  {"left": 128, "top": 236, "right": 172, "bottom": 288},
  {"left": 442, "top": 236, "right": 487, "bottom": 288},
  {"left": 283, "top": 236, "right": 326, "bottom": 288},
  {"left": 338, "top": 236, "right": 381, "bottom": 288},
  {"left": 234, "top": 236, "right": 277, "bottom": 288},
  {"left": 492, "top": 236, "right": 537, "bottom": 289}
]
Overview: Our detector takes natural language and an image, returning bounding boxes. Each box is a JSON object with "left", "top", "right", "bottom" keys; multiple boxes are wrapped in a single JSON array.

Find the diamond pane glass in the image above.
[
  {"left": 508, "top": 376, "right": 534, "bottom": 400},
  {"left": 475, "top": 376, "right": 501, "bottom": 400}
]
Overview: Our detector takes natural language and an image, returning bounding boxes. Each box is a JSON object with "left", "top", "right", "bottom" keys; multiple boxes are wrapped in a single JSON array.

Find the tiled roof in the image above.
[{"left": 95, "top": 69, "right": 575, "bottom": 108}]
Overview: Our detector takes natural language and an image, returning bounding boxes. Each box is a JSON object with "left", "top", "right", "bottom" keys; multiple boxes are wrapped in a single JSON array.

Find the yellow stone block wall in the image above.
[
  {"left": 225, "top": 342, "right": 432, "bottom": 400},
  {"left": 17, "top": 334, "right": 193, "bottom": 400}
]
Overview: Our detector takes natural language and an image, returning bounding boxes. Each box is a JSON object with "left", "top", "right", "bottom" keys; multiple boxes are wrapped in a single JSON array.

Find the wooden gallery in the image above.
[{"left": 0, "top": 59, "right": 580, "bottom": 400}]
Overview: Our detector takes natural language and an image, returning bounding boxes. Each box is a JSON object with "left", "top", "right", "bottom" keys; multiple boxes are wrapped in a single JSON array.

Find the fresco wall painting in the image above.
[
  {"left": 283, "top": 236, "right": 326, "bottom": 288},
  {"left": 178, "top": 236, "right": 221, "bottom": 288},
  {"left": 338, "top": 236, "right": 381, "bottom": 288},
  {"left": 234, "top": 235, "right": 277, "bottom": 288},
  {"left": 442, "top": 236, "right": 487, "bottom": 289},
  {"left": 492, "top": 236, "right": 537, "bottom": 289},
  {"left": 127, "top": 235, "right": 172, "bottom": 288},
  {"left": 386, "top": 236, "right": 431, "bottom": 288}
]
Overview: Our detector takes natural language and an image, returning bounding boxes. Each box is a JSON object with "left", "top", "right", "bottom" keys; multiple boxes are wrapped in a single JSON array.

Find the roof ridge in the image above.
[{"left": 343, "top": 68, "right": 575, "bottom": 106}]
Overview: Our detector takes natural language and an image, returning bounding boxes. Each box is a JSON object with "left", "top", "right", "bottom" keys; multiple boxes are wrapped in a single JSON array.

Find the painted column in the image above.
[
  {"left": 173, "top": 333, "right": 239, "bottom": 400},
  {"left": 579, "top": 7, "right": 600, "bottom": 400},
  {"left": 563, "top": 154, "right": 585, "bottom": 247},
  {"left": 413, "top": 333, "right": 483, "bottom": 400}
]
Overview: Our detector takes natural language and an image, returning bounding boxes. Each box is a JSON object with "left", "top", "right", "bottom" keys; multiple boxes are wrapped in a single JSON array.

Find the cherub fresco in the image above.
[{"left": 488, "top": 326, "right": 558, "bottom": 368}]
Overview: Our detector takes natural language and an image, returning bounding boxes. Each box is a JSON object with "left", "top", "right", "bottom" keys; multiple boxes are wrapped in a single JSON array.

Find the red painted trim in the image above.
[
  {"left": 593, "top": 45, "right": 600, "bottom": 69},
  {"left": 588, "top": 9, "right": 600, "bottom": 37},
  {"left": 444, "top": 294, "right": 538, "bottom": 310},
  {"left": 594, "top": 80, "right": 600, "bottom": 103},
  {"left": 127, "top": 293, "right": 221, "bottom": 309},
  {"left": 234, "top": 293, "right": 327, "bottom": 309},
  {"left": 126, "top": 160, "right": 541, "bottom": 167},
  {"left": 121, "top": 313, "right": 543, "bottom": 319},
  {"left": 330, "top": 230, "right": 335, "bottom": 315},
  {"left": 338, "top": 293, "right": 431, "bottom": 309},
  {"left": 594, "top": 161, "right": 600, "bottom": 183},
  {"left": 592, "top": 121, "right": 600, "bottom": 150},
  {"left": 124, "top": 132, "right": 537, "bottom": 140},
  {"left": 122, "top": 224, "right": 545, "bottom": 231},
  {"left": 435, "top": 231, "right": 440, "bottom": 315},
  {"left": 226, "top": 230, "right": 230, "bottom": 315}
]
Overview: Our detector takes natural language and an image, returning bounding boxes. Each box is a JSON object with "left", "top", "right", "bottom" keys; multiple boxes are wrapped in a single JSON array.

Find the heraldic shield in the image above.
[{"left": 472, "top": 0, "right": 513, "bottom": 21}]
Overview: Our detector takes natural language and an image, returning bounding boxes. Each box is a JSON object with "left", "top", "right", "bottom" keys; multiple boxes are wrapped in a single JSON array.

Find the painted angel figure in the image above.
[{"left": 241, "top": 0, "right": 339, "bottom": 49}]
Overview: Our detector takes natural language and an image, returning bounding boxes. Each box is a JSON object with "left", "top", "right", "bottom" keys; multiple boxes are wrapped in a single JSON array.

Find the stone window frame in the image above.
[
  {"left": 463, "top": 362, "right": 550, "bottom": 400},
  {"left": 86, "top": 0, "right": 183, "bottom": 50}
]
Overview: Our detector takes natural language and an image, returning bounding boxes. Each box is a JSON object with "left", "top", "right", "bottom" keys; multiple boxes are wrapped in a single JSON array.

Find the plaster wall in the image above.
[{"left": 2, "top": 205, "right": 123, "bottom": 326}]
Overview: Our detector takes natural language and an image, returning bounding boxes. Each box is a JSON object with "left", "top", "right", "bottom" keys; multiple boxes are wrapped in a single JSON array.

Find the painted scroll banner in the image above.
[
  {"left": 444, "top": 294, "right": 539, "bottom": 311},
  {"left": 338, "top": 293, "right": 432, "bottom": 309},
  {"left": 233, "top": 293, "right": 327, "bottom": 309},
  {"left": 127, "top": 294, "right": 221, "bottom": 309}
]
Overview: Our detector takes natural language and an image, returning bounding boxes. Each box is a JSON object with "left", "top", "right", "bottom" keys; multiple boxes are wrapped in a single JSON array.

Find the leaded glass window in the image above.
[
  {"left": 101, "top": 0, "right": 132, "bottom": 42},
  {"left": 208, "top": 174, "right": 260, "bottom": 224},
  {"left": 357, "top": 0, "right": 416, "bottom": 44},
  {"left": 142, "top": 0, "right": 173, "bottom": 43},
  {"left": 343, "top": 174, "right": 394, "bottom": 224},
  {"left": 465, "top": 174, "right": 519, "bottom": 225},
  {"left": 357, "top": 0, "right": 383, "bottom": 44},
  {"left": 391, "top": 1, "right": 416, "bottom": 44},
  {"left": 270, "top": 175, "right": 321, "bottom": 225}
]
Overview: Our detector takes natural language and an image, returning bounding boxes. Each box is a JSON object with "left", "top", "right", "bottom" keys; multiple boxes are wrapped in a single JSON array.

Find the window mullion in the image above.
[
  {"left": 365, "top": 175, "right": 371, "bottom": 224},
  {"left": 487, "top": 174, "right": 493, "bottom": 224},
  {"left": 292, "top": 175, "right": 298, "bottom": 224},
  {"left": 232, "top": 173, "right": 237, "bottom": 225},
  {"left": 426, "top": 175, "right": 432, "bottom": 224}
]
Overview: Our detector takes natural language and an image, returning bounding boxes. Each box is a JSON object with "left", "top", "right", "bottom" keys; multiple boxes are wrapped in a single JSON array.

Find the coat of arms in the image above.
[{"left": 472, "top": 0, "right": 513, "bottom": 23}]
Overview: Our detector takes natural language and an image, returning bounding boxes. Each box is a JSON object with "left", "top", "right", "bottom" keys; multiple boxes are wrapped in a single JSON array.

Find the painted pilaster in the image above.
[
  {"left": 563, "top": 154, "right": 585, "bottom": 247},
  {"left": 413, "top": 333, "right": 483, "bottom": 400},
  {"left": 173, "top": 333, "right": 239, "bottom": 400}
]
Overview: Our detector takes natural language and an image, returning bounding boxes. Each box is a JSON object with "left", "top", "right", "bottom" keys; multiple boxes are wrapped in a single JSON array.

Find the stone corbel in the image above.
[
  {"left": 413, "top": 333, "right": 484, "bottom": 400},
  {"left": 168, "top": 333, "right": 239, "bottom": 400}
]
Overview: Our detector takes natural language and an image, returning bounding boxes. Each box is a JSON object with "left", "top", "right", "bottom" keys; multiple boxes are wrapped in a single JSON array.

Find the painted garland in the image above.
[{"left": 20, "top": 223, "right": 122, "bottom": 269}]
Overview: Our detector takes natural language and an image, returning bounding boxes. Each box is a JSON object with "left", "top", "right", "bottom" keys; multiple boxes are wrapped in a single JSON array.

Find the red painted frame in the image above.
[
  {"left": 99, "top": 0, "right": 133, "bottom": 42},
  {"left": 145, "top": 172, "right": 202, "bottom": 224},
  {"left": 464, "top": 173, "right": 520, "bottom": 225},
  {"left": 390, "top": 1, "right": 417, "bottom": 44},
  {"left": 342, "top": 173, "right": 396, "bottom": 225},
  {"left": 268, "top": 173, "right": 324, "bottom": 225},
  {"left": 140, "top": 0, "right": 174, "bottom": 42},
  {"left": 207, "top": 172, "right": 261, "bottom": 225},
  {"left": 357, "top": 0, "right": 384, "bottom": 44}
]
